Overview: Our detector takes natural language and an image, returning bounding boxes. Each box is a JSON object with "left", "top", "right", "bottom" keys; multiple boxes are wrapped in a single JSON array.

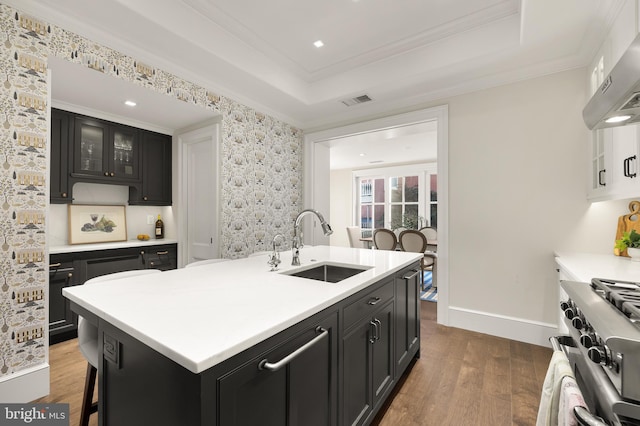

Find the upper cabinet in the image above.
[
  {"left": 50, "top": 109, "right": 72, "bottom": 203},
  {"left": 129, "top": 130, "right": 172, "bottom": 206},
  {"left": 72, "top": 115, "right": 140, "bottom": 182},
  {"left": 51, "top": 108, "right": 172, "bottom": 206},
  {"left": 587, "top": 0, "right": 640, "bottom": 202}
]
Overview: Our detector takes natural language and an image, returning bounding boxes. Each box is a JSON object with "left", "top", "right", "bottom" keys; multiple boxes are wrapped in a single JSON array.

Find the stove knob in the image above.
[
  {"left": 564, "top": 308, "right": 575, "bottom": 320},
  {"left": 587, "top": 346, "right": 608, "bottom": 366},
  {"left": 579, "top": 333, "right": 596, "bottom": 348},
  {"left": 571, "top": 316, "right": 584, "bottom": 330},
  {"left": 560, "top": 301, "right": 571, "bottom": 311}
]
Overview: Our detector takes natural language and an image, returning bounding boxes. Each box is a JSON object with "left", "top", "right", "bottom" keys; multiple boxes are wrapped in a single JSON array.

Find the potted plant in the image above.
[{"left": 615, "top": 230, "right": 640, "bottom": 260}]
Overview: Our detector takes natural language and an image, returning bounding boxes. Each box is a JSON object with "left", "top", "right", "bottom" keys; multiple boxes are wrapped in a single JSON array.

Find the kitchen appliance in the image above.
[
  {"left": 556, "top": 278, "right": 640, "bottom": 425},
  {"left": 583, "top": 32, "right": 640, "bottom": 130}
]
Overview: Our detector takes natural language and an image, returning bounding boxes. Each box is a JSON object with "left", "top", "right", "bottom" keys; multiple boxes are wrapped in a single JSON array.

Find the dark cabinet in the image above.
[
  {"left": 49, "top": 254, "right": 80, "bottom": 343},
  {"left": 49, "top": 243, "right": 177, "bottom": 344},
  {"left": 218, "top": 313, "right": 338, "bottom": 426},
  {"left": 129, "top": 131, "right": 172, "bottom": 206},
  {"left": 50, "top": 108, "right": 171, "bottom": 205},
  {"left": 50, "top": 109, "right": 72, "bottom": 203},
  {"left": 394, "top": 267, "right": 421, "bottom": 375},
  {"left": 72, "top": 115, "right": 139, "bottom": 182},
  {"left": 342, "top": 280, "right": 395, "bottom": 426}
]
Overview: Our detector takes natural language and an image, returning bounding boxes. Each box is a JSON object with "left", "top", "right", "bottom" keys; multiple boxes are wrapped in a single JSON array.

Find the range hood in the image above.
[{"left": 583, "top": 33, "right": 640, "bottom": 130}]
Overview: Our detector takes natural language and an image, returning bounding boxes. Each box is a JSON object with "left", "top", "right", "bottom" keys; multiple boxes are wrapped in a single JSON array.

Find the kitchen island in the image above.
[{"left": 63, "top": 245, "right": 423, "bottom": 426}]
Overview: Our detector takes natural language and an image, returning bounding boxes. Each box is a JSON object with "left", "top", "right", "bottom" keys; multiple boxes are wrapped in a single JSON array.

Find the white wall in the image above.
[
  {"left": 327, "top": 67, "right": 640, "bottom": 344},
  {"left": 329, "top": 169, "right": 354, "bottom": 248}
]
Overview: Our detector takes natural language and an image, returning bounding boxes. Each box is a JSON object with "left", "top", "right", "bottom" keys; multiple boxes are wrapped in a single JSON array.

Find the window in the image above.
[{"left": 355, "top": 164, "right": 436, "bottom": 237}]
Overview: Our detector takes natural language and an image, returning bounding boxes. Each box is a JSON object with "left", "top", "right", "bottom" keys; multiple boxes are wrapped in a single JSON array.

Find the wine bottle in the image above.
[{"left": 155, "top": 214, "right": 164, "bottom": 239}]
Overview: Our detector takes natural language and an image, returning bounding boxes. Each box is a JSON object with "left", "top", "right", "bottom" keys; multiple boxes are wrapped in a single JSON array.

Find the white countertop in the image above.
[
  {"left": 50, "top": 239, "right": 178, "bottom": 254},
  {"left": 555, "top": 252, "right": 640, "bottom": 283},
  {"left": 63, "top": 245, "right": 422, "bottom": 374}
]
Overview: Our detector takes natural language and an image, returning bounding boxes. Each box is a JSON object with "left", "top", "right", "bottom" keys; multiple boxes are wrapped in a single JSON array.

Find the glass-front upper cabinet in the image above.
[{"left": 72, "top": 116, "right": 140, "bottom": 182}]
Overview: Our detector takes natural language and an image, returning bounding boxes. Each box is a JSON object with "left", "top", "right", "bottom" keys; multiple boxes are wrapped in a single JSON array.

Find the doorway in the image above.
[
  {"left": 304, "top": 106, "right": 449, "bottom": 325},
  {"left": 176, "top": 121, "right": 222, "bottom": 266}
]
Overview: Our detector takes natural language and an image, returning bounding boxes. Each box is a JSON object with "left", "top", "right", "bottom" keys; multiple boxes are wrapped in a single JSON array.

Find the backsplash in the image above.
[{"left": 0, "top": 3, "right": 303, "bottom": 379}]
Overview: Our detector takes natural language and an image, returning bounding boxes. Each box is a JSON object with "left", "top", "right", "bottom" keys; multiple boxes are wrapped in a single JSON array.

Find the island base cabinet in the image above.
[
  {"left": 394, "top": 267, "right": 421, "bottom": 375},
  {"left": 219, "top": 313, "right": 338, "bottom": 426},
  {"left": 342, "top": 301, "right": 394, "bottom": 426}
]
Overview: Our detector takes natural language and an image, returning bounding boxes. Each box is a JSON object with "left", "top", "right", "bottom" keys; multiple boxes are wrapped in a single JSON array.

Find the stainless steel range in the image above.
[{"left": 558, "top": 278, "right": 640, "bottom": 425}]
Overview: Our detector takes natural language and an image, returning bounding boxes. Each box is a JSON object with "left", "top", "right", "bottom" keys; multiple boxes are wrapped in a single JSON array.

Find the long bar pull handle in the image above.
[
  {"left": 573, "top": 406, "right": 607, "bottom": 426},
  {"left": 258, "top": 327, "right": 328, "bottom": 372},
  {"left": 402, "top": 269, "right": 421, "bottom": 281},
  {"left": 156, "top": 251, "right": 169, "bottom": 255}
]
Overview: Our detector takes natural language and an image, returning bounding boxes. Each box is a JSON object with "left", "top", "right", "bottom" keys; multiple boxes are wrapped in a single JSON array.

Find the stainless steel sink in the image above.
[{"left": 282, "top": 263, "right": 371, "bottom": 283}]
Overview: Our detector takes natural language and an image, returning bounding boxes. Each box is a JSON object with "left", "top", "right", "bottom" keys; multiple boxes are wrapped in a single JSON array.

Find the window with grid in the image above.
[{"left": 355, "top": 164, "right": 437, "bottom": 237}]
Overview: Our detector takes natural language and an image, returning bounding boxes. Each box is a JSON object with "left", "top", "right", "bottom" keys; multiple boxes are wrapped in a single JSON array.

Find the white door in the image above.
[{"left": 177, "top": 123, "right": 220, "bottom": 266}]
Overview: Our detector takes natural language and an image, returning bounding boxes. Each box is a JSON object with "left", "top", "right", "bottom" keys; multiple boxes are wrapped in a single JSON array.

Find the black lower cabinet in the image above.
[
  {"left": 394, "top": 267, "right": 421, "bottom": 374},
  {"left": 218, "top": 313, "right": 338, "bottom": 426},
  {"left": 49, "top": 243, "right": 177, "bottom": 344},
  {"left": 343, "top": 301, "right": 394, "bottom": 426},
  {"left": 49, "top": 255, "right": 80, "bottom": 343}
]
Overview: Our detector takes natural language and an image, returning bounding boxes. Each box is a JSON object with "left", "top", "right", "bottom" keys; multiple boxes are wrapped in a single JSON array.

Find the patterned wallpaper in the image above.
[{"left": 0, "top": 3, "right": 303, "bottom": 379}]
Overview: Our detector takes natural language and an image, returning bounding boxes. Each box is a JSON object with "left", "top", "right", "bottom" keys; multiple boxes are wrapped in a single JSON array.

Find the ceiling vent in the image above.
[{"left": 341, "top": 94, "right": 372, "bottom": 107}]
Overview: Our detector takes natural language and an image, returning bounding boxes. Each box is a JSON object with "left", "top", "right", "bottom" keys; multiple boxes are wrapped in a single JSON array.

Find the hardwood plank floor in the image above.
[{"left": 36, "top": 301, "right": 551, "bottom": 426}]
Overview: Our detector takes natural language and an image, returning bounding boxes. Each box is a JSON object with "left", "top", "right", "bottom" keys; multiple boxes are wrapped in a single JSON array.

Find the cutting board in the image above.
[{"left": 614, "top": 200, "right": 640, "bottom": 257}]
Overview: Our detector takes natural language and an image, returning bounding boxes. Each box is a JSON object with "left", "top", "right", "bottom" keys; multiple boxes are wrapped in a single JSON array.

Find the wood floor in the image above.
[{"left": 36, "top": 301, "right": 551, "bottom": 426}]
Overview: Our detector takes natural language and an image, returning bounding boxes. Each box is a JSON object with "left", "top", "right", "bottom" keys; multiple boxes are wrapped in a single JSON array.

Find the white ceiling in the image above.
[{"left": 8, "top": 0, "right": 622, "bottom": 167}]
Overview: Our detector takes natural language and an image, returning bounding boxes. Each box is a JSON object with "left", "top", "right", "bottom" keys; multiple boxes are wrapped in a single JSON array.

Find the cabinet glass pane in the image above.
[
  {"left": 80, "top": 126, "right": 103, "bottom": 172},
  {"left": 113, "top": 130, "right": 135, "bottom": 177}
]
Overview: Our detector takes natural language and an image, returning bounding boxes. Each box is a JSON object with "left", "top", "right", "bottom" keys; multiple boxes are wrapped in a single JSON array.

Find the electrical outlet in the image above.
[{"left": 147, "top": 215, "right": 155, "bottom": 225}]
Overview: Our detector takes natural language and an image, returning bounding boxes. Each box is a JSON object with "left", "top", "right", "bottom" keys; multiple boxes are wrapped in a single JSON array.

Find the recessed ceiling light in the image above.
[
  {"left": 313, "top": 40, "right": 324, "bottom": 48},
  {"left": 605, "top": 115, "right": 631, "bottom": 123},
  {"left": 359, "top": 153, "right": 366, "bottom": 157},
  {"left": 124, "top": 100, "right": 137, "bottom": 107}
]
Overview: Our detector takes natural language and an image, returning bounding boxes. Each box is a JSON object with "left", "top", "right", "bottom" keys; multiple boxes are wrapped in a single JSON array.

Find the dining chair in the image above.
[
  {"left": 419, "top": 226, "right": 438, "bottom": 252},
  {"left": 78, "top": 269, "right": 162, "bottom": 426},
  {"left": 346, "top": 226, "right": 367, "bottom": 248},
  {"left": 373, "top": 228, "right": 398, "bottom": 251},
  {"left": 399, "top": 230, "right": 437, "bottom": 290},
  {"left": 184, "top": 258, "right": 229, "bottom": 267}
]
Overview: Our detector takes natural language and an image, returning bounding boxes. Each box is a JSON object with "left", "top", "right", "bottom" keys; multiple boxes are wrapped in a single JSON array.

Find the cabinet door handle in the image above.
[
  {"left": 598, "top": 169, "right": 606, "bottom": 186},
  {"left": 624, "top": 157, "right": 629, "bottom": 177},
  {"left": 110, "top": 172, "right": 115, "bottom": 177},
  {"left": 49, "top": 263, "right": 62, "bottom": 268},
  {"left": 367, "top": 297, "right": 381, "bottom": 305},
  {"left": 104, "top": 172, "right": 109, "bottom": 177},
  {"left": 143, "top": 196, "right": 148, "bottom": 201},
  {"left": 61, "top": 192, "right": 67, "bottom": 198},
  {"left": 156, "top": 251, "right": 169, "bottom": 255},
  {"left": 369, "top": 319, "right": 381, "bottom": 344},
  {"left": 403, "top": 269, "right": 421, "bottom": 281},
  {"left": 258, "top": 327, "right": 328, "bottom": 372},
  {"left": 630, "top": 155, "right": 637, "bottom": 178}
]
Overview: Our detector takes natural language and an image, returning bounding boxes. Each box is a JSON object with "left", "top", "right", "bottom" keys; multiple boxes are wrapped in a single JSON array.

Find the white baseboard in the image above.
[
  {"left": 0, "top": 364, "right": 50, "bottom": 402},
  {"left": 448, "top": 306, "right": 558, "bottom": 347}
]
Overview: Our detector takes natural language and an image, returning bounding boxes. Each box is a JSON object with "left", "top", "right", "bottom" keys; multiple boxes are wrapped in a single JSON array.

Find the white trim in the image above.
[
  {"left": 305, "top": 105, "right": 450, "bottom": 325},
  {"left": 0, "top": 364, "right": 50, "bottom": 402},
  {"left": 175, "top": 121, "right": 222, "bottom": 267},
  {"left": 448, "top": 306, "right": 557, "bottom": 348}
]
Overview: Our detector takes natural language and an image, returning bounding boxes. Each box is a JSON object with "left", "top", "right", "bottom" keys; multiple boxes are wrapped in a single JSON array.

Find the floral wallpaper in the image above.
[{"left": 0, "top": 3, "right": 303, "bottom": 379}]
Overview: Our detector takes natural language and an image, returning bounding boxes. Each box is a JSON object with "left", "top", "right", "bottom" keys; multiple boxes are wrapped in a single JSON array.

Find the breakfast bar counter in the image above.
[{"left": 63, "top": 245, "right": 424, "bottom": 426}]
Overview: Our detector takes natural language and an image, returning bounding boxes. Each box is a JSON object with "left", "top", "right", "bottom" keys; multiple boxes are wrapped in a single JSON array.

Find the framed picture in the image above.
[{"left": 68, "top": 204, "right": 127, "bottom": 244}]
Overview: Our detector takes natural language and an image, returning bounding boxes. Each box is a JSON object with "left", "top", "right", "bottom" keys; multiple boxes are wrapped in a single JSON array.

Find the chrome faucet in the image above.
[
  {"left": 291, "top": 209, "right": 333, "bottom": 266},
  {"left": 267, "top": 233, "right": 285, "bottom": 271}
]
